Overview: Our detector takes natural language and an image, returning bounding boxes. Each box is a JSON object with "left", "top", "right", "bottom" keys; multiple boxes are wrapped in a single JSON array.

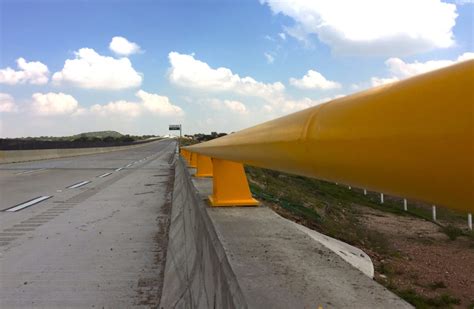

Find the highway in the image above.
[{"left": 0, "top": 139, "right": 176, "bottom": 307}]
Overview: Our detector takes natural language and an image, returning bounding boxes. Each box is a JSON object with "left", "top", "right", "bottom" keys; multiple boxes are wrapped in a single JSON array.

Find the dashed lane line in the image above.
[
  {"left": 66, "top": 180, "right": 91, "bottom": 189},
  {"left": 4, "top": 196, "right": 53, "bottom": 212}
]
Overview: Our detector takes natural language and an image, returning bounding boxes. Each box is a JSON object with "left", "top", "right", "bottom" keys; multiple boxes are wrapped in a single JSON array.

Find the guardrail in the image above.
[{"left": 182, "top": 60, "right": 473, "bottom": 214}]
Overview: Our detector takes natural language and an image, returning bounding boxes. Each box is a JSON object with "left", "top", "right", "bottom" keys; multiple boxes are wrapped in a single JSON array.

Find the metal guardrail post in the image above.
[
  {"left": 195, "top": 154, "right": 213, "bottom": 177},
  {"left": 208, "top": 158, "right": 259, "bottom": 207}
]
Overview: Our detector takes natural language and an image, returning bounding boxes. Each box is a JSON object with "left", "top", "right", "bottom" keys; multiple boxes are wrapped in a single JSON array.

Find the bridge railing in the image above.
[{"left": 182, "top": 60, "right": 473, "bottom": 215}]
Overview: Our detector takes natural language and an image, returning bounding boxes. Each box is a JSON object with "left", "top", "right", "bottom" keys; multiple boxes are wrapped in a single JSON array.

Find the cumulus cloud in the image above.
[
  {"left": 196, "top": 98, "right": 249, "bottom": 115},
  {"left": 224, "top": 100, "right": 248, "bottom": 114},
  {"left": 386, "top": 52, "right": 474, "bottom": 78},
  {"left": 367, "top": 52, "right": 474, "bottom": 88},
  {"left": 136, "top": 90, "right": 183, "bottom": 116},
  {"left": 370, "top": 76, "right": 400, "bottom": 87},
  {"left": 31, "top": 92, "right": 80, "bottom": 116},
  {"left": 290, "top": 69, "right": 341, "bottom": 90},
  {"left": 90, "top": 100, "right": 142, "bottom": 117},
  {"left": 0, "top": 58, "right": 49, "bottom": 85},
  {"left": 264, "top": 95, "right": 345, "bottom": 114},
  {"left": 260, "top": 0, "right": 458, "bottom": 56},
  {"left": 90, "top": 90, "right": 183, "bottom": 117},
  {"left": 351, "top": 52, "right": 474, "bottom": 90},
  {"left": 109, "top": 36, "right": 142, "bottom": 56},
  {"left": 0, "top": 93, "right": 18, "bottom": 113},
  {"left": 52, "top": 48, "right": 142, "bottom": 90},
  {"left": 168, "top": 52, "right": 285, "bottom": 101}
]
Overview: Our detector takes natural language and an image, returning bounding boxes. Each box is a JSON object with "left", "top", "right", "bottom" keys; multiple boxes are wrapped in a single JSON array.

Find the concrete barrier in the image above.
[
  {"left": 161, "top": 158, "right": 412, "bottom": 308},
  {"left": 0, "top": 140, "right": 161, "bottom": 164},
  {"left": 159, "top": 158, "right": 247, "bottom": 308}
]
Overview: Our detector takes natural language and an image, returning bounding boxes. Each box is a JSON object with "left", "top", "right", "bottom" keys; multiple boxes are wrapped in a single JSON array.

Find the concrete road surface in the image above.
[{"left": 0, "top": 139, "right": 176, "bottom": 308}]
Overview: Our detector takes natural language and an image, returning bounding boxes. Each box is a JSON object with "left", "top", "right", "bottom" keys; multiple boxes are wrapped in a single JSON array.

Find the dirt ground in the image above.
[{"left": 358, "top": 207, "right": 473, "bottom": 308}]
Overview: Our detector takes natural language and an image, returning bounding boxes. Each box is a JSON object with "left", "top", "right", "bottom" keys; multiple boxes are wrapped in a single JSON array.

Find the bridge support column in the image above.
[
  {"left": 189, "top": 151, "right": 197, "bottom": 168},
  {"left": 208, "top": 158, "right": 259, "bottom": 207},
  {"left": 180, "top": 149, "right": 191, "bottom": 164},
  {"left": 195, "top": 154, "right": 213, "bottom": 177}
]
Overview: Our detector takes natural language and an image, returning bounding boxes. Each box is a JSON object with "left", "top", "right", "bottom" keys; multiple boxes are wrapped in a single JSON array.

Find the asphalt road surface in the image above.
[{"left": 0, "top": 139, "right": 176, "bottom": 308}]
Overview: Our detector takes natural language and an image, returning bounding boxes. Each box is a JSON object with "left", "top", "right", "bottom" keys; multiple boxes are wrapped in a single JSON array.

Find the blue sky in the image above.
[{"left": 1, "top": 0, "right": 473, "bottom": 137}]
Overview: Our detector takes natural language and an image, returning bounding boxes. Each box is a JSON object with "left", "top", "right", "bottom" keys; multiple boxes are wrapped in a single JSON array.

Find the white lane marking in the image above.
[
  {"left": 125, "top": 164, "right": 133, "bottom": 168},
  {"left": 66, "top": 180, "right": 91, "bottom": 189},
  {"left": 5, "top": 196, "right": 52, "bottom": 212},
  {"left": 98, "top": 172, "right": 113, "bottom": 178},
  {"left": 15, "top": 168, "right": 46, "bottom": 175},
  {"left": 115, "top": 167, "right": 123, "bottom": 172}
]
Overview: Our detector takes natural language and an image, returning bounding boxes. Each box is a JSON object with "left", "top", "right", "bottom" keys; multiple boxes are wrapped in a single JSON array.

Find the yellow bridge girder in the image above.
[{"left": 185, "top": 60, "right": 473, "bottom": 212}]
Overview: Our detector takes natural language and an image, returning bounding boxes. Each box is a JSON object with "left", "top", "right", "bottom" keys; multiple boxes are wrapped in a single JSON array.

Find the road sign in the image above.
[{"left": 169, "top": 125, "right": 181, "bottom": 130}]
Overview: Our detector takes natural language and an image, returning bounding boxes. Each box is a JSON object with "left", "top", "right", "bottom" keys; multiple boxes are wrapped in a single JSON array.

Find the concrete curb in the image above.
[
  {"left": 279, "top": 213, "right": 375, "bottom": 278},
  {"left": 159, "top": 158, "right": 247, "bottom": 308}
]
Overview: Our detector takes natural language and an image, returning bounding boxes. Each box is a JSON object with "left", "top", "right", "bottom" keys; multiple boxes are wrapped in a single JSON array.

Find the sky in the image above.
[{"left": 0, "top": 0, "right": 473, "bottom": 137}]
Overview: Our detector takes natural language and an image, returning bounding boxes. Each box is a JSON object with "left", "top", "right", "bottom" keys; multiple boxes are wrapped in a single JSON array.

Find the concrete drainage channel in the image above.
[{"left": 160, "top": 158, "right": 412, "bottom": 308}]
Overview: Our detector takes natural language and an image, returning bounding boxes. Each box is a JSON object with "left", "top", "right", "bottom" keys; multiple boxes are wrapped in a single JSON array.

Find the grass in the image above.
[
  {"left": 397, "top": 289, "right": 460, "bottom": 308},
  {"left": 245, "top": 166, "right": 396, "bottom": 254},
  {"left": 428, "top": 281, "right": 447, "bottom": 290},
  {"left": 441, "top": 224, "right": 464, "bottom": 240}
]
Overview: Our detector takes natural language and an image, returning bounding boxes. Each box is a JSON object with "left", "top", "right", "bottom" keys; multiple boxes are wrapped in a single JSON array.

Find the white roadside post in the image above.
[
  {"left": 468, "top": 213, "right": 472, "bottom": 230},
  {"left": 348, "top": 186, "right": 351, "bottom": 190},
  {"left": 363, "top": 189, "right": 367, "bottom": 195},
  {"left": 432, "top": 205, "right": 437, "bottom": 221},
  {"left": 380, "top": 193, "right": 384, "bottom": 204},
  {"left": 403, "top": 198, "right": 408, "bottom": 211}
]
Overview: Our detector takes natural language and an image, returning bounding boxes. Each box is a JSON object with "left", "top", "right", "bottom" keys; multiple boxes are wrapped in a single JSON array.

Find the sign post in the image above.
[{"left": 169, "top": 124, "right": 182, "bottom": 150}]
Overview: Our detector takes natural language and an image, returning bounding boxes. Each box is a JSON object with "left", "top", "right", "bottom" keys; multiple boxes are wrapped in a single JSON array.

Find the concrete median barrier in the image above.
[
  {"left": 0, "top": 140, "right": 162, "bottom": 164},
  {"left": 159, "top": 157, "right": 247, "bottom": 308}
]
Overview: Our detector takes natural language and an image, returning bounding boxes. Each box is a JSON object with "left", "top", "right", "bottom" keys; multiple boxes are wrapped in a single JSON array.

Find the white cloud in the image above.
[
  {"left": 278, "top": 32, "right": 287, "bottom": 40},
  {"left": 168, "top": 52, "right": 285, "bottom": 101},
  {"left": 224, "top": 100, "right": 248, "bottom": 114},
  {"left": 264, "top": 35, "right": 275, "bottom": 41},
  {"left": 265, "top": 95, "right": 342, "bottom": 114},
  {"left": 0, "top": 93, "right": 18, "bottom": 112},
  {"left": 90, "top": 100, "right": 142, "bottom": 117},
  {"left": 370, "top": 76, "right": 400, "bottom": 87},
  {"left": 109, "top": 36, "right": 142, "bottom": 56},
  {"left": 31, "top": 92, "right": 80, "bottom": 116},
  {"left": 362, "top": 52, "right": 473, "bottom": 89},
  {"left": 196, "top": 98, "right": 248, "bottom": 114},
  {"left": 136, "top": 90, "right": 183, "bottom": 116},
  {"left": 386, "top": 52, "right": 474, "bottom": 78},
  {"left": 90, "top": 90, "right": 183, "bottom": 117},
  {"left": 0, "top": 58, "right": 49, "bottom": 85},
  {"left": 264, "top": 52, "right": 275, "bottom": 64},
  {"left": 261, "top": 0, "right": 458, "bottom": 56},
  {"left": 52, "top": 48, "right": 142, "bottom": 90},
  {"left": 290, "top": 69, "right": 341, "bottom": 90}
]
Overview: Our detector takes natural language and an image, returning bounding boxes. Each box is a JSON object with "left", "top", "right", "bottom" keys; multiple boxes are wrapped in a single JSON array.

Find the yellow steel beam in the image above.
[{"left": 186, "top": 60, "right": 474, "bottom": 213}]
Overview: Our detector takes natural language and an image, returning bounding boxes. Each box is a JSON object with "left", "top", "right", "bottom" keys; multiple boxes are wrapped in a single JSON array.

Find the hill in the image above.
[{"left": 73, "top": 131, "right": 123, "bottom": 139}]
